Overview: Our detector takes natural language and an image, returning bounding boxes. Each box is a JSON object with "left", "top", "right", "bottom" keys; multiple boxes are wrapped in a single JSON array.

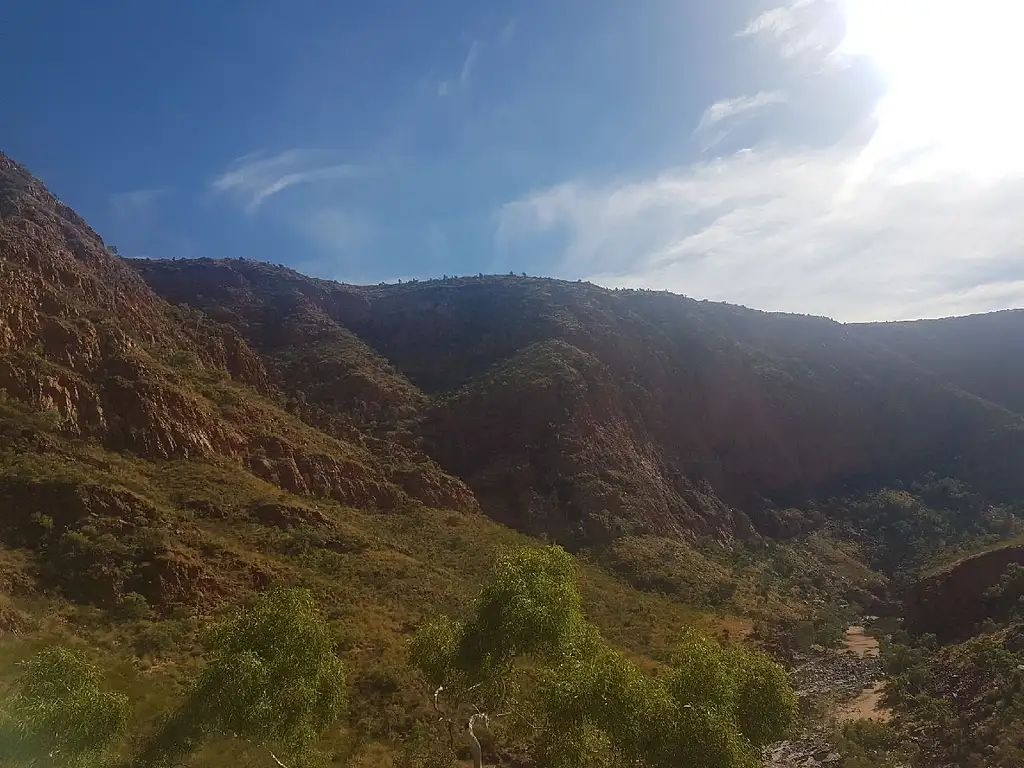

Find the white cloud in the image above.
[
  {"left": 695, "top": 91, "right": 786, "bottom": 141},
  {"left": 736, "top": 6, "right": 798, "bottom": 39},
  {"left": 496, "top": 0, "right": 1024, "bottom": 322},
  {"left": 496, "top": 141, "right": 1024, "bottom": 322},
  {"left": 110, "top": 188, "right": 168, "bottom": 216},
  {"left": 212, "top": 149, "right": 359, "bottom": 214},
  {"left": 736, "top": 0, "right": 838, "bottom": 60}
]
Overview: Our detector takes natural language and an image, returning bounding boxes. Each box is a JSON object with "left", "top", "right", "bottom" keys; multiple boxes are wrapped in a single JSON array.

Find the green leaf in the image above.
[
  {"left": 0, "top": 646, "right": 130, "bottom": 767},
  {"left": 188, "top": 587, "right": 347, "bottom": 756}
]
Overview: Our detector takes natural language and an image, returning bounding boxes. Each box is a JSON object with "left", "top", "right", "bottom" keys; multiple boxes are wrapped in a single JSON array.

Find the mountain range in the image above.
[
  {"left": 3, "top": 149, "right": 1024, "bottom": 765},
  {"left": 5, "top": 148, "right": 1024, "bottom": 557}
]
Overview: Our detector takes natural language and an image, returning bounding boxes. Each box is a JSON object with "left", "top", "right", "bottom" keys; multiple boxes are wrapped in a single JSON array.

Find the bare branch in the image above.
[
  {"left": 493, "top": 708, "right": 538, "bottom": 731},
  {"left": 433, "top": 685, "right": 446, "bottom": 716},
  {"left": 467, "top": 713, "right": 488, "bottom": 768},
  {"left": 267, "top": 748, "right": 290, "bottom": 768}
]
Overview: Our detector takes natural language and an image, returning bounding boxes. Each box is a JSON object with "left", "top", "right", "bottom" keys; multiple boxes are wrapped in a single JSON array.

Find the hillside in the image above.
[
  {"left": 903, "top": 539, "right": 1024, "bottom": 641},
  {"left": 877, "top": 542, "right": 1024, "bottom": 767},
  {"left": 0, "top": 153, "right": 776, "bottom": 764},
  {"left": 4, "top": 151, "right": 1024, "bottom": 766},
  {"left": 133, "top": 257, "right": 1024, "bottom": 547},
  {"left": 855, "top": 310, "right": 1024, "bottom": 416}
]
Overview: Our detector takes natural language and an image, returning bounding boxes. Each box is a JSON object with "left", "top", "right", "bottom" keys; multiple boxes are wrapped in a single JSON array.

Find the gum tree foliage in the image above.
[
  {"left": 0, "top": 646, "right": 130, "bottom": 768},
  {"left": 183, "top": 588, "right": 347, "bottom": 764},
  {"left": 410, "top": 545, "right": 797, "bottom": 768}
]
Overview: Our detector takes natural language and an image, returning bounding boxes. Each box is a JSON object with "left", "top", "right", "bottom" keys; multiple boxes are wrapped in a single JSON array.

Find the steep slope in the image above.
[
  {"left": 854, "top": 310, "right": 1024, "bottom": 416},
  {"left": 125, "top": 258, "right": 426, "bottom": 443},
  {"left": 423, "top": 338, "right": 744, "bottom": 542},
  {"left": 0, "top": 153, "right": 782, "bottom": 768},
  {"left": 134, "top": 260, "right": 1024, "bottom": 546},
  {"left": 904, "top": 540, "right": 1024, "bottom": 641},
  {"left": 885, "top": 551, "right": 1024, "bottom": 766},
  {"left": 0, "top": 152, "right": 478, "bottom": 611},
  {"left": 128, "top": 258, "right": 748, "bottom": 543}
]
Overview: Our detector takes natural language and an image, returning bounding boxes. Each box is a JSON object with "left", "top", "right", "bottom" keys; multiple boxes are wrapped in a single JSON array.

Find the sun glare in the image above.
[{"left": 839, "top": 0, "right": 1024, "bottom": 181}]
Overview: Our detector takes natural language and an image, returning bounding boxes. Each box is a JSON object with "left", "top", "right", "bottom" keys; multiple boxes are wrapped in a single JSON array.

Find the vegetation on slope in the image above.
[
  {"left": 6, "top": 152, "right": 1024, "bottom": 765},
  {"left": 410, "top": 545, "right": 797, "bottom": 768},
  {"left": 845, "top": 518, "right": 1024, "bottom": 767},
  {"left": 0, "top": 546, "right": 798, "bottom": 768},
  {"left": 133, "top": 258, "right": 1024, "bottom": 554},
  {"left": 877, "top": 624, "right": 1024, "bottom": 767},
  {"left": 855, "top": 310, "right": 1024, "bottom": 416}
]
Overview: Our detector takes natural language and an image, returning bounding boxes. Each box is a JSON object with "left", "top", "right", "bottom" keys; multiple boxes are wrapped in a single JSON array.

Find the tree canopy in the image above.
[
  {"left": 0, "top": 646, "right": 130, "bottom": 768},
  {"left": 410, "top": 544, "right": 798, "bottom": 767},
  {"left": 0, "top": 551, "right": 795, "bottom": 768},
  {"left": 186, "top": 588, "right": 348, "bottom": 761}
]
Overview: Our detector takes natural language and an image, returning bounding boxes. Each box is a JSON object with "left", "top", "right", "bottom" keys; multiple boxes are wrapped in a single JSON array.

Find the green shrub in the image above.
[
  {"left": 0, "top": 646, "right": 130, "bottom": 767},
  {"left": 835, "top": 720, "right": 904, "bottom": 768},
  {"left": 132, "top": 620, "right": 187, "bottom": 656},
  {"left": 116, "top": 591, "right": 152, "bottom": 621},
  {"left": 411, "top": 545, "right": 798, "bottom": 768}
]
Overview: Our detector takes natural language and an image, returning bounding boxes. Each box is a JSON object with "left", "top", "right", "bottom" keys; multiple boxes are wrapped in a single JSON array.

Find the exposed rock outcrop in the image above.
[
  {"left": 0, "top": 153, "right": 478, "bottom": 520},
  {"left": 133, "top": 258, "right": 1024, "bottom": 547},
  {"left": 904, "top": 544, "right": 1024, "bottom": 641}
]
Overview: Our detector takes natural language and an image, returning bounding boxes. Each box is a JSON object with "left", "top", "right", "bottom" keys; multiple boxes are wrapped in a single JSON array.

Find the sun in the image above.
[{"left": 838, "top": 0, "right": 1024, "bottom": 180}]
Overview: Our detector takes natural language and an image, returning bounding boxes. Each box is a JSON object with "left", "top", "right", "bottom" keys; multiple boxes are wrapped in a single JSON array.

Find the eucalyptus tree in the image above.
[
  {"left": 0, "top": 646, "right": 130, "bottom": 768},
  {"left": 410, "top": 545, "right": 797, "bottom": 768}
]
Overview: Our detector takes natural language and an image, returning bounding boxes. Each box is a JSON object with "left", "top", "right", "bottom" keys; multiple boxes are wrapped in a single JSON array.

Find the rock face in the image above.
[
  {"left": 133, "top": 257, "right": 1024, "bottom": 546},
  {"left": 904, "top": 544, "right": 1024, "bottom": 641},
  {"left": 854, "top": 310, "right": 1024, "bottom": 416},
  {"left": 5, "top": 150, "right": 1024, "bottom": 560},
  {"left": 0, "top": 153, "right": 477, "bottom": 520},
  {"left": 421, "top": 339, "right": 745, "bottom": 543}
]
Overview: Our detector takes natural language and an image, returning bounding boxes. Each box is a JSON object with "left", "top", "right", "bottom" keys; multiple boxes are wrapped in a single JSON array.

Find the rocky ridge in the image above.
[
  {"left": 904, "top": 542, "right": 1024, "bottom": 641},
  {"left": 0, "top": 153, "right": 476, "bottom": 516},
  {"left": 0, "top": 152, "right": 482, "bottom": 610},
  {"left": 132, "top": 257, "right": 1024, "bottom": 547}
]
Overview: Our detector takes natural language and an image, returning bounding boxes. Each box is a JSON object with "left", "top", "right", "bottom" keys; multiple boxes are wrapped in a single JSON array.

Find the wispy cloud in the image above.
[
  {"left": 736, "top": 6, "right": 798, "bottom": 39},
  {"left": 212, "top": 149, "right": 359, "bottom": 214},
  {"left": 497, "top": 142, "right": 1024, "bottom": 322},
  {"left": 296, "top": 208, "right": 375, "bottom": 255},
  {"left": 695, "top": 91, "right": 787, "bottom": 143},
  {"left": 286, "top": 209, "right": 380, "bottom": 283},
  {"left": 497, "top": 0, "right": 1024, "bottom": 321},
  {"left": 437, "top": 39, "right": 483, "bottom": 97},
  {"left": 736, "top": 0, "right": 837, "bottom": 60},
  {"left": 109, "top": 188, "right": 169, "bottom": 217},
  {"left": 460, "top": 41, "right": 481, "bottom": 88},
  {"left": 498, "top": 19, "right": 517, "bottom": 47}
]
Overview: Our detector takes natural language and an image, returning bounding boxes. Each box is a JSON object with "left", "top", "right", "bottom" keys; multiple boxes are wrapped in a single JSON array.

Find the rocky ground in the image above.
[{"left": 765, "top": 627, "right": 891, "bottom": 767}]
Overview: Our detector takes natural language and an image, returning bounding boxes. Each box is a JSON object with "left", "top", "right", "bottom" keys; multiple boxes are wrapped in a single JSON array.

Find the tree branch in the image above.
[{"left": 493, "top": 708, "right": 538, "bottom": 731}]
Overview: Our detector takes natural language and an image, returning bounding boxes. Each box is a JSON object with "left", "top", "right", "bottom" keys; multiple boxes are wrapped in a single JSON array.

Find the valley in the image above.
[
  {"left": 767, "top": 624, "right": 889, "bottom": 767},
  {"left": 1, "top": 150, "right": 1024, "bottom": 766}
]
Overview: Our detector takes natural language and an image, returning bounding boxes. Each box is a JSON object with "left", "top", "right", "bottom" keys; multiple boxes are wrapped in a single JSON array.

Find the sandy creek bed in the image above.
[
  {"left": 765, "top": 624, "right": 893, "bottom": 766},
  {"left": 834, "top": 625, "right": 890, "bottom": 723}
]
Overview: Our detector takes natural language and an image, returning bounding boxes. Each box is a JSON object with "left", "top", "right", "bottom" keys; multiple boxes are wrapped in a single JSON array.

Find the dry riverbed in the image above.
[
  {"left": 765, "top": 624, "right": 892, "bottom": 767},
  {"left": 835, "top": 626, "right": 890, "bottom": 724}
]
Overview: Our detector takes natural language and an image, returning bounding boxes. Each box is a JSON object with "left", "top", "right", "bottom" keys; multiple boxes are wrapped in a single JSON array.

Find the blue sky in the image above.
[{"left": 4, "top": 0, "right": 1024, "bottom": 321}]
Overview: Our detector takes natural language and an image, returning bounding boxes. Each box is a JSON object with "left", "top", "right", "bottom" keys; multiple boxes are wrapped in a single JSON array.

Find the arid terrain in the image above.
[{"left": 2, "top": 150, "right": 1024, "bottom": 766}]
